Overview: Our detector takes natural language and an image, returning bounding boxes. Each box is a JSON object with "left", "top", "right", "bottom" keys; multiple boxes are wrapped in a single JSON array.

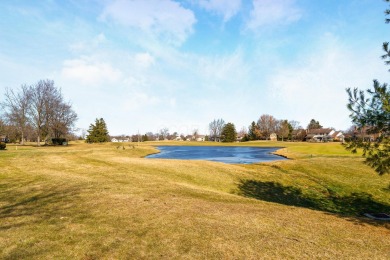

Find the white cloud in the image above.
[
  {"left": 122, "top": 92, "right": 161, "bottom": 111},
  {"left": 266, "top": 33, "right": 387, "bottom": 130},
  {"left": 195, "top": 50, "right": 250, "bottom": 90},
  {"left": 61, "top": 56, "right": 122, "bottom": 85},
  {"left": 246, "top": 0, "right": 302, "bottom": 30},
  {"left": 100, "top": 0, "right": 196, "bottom": 46},
  {"left": 69, "top": 33, "right": 107, "bottom": 53},
  {"left": 94, "top": 33, "right": 107, "bottom": 45},
  {"left": 135, "top": 52, "right": 155, "bottom": 68},
  {"left": 198, "top": 0, "right": 241, "bottom": 22}
]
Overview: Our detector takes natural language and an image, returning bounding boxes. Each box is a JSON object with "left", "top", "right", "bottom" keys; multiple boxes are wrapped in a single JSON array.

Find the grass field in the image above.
[{"left": 1, "top": 141, "right": 389, "bottom": 259}]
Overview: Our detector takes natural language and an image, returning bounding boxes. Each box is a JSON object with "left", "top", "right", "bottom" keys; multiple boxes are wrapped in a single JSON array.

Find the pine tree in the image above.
[
  {"left": 221, "top": 122, "right": 237, "bottom": 142},
  {"left": 248, "top": 121, "right": 260, "bottom": 140},
  {"left": 307, "top": 119, "right": 322, "bottom": 130},
  {"left": 142, "top": 134, "right": 149, "bottom": 142},
  {"left": 85, "top": 118, "right": 110, "bottom": 143},
  {"left": 345, "top": 82, "right": 390, "bottom": 175},
  {"left": 344, "top": 1, "right": 390, "bottom": 175}
]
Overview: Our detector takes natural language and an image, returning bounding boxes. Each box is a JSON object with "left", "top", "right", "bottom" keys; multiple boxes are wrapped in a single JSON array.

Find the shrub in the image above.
[
  {"left": 241, "top": 135, "right": 250, "bottom": 142},
  {"left": 0, "top": 142, "right": 6, "bottom": 150},
  {"left": 52, "top": 138, "right": 67, "bottom": 145}
]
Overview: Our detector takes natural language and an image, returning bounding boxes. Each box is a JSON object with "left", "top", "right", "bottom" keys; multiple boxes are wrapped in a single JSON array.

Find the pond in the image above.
[{"left": 145, "top": 146, "right": 287, "bottom": 164}]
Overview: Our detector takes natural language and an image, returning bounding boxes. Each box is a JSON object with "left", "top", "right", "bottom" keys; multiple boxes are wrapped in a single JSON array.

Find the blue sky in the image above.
[{"left": 0, "top": 0, "right": 389, "bottom": 136}]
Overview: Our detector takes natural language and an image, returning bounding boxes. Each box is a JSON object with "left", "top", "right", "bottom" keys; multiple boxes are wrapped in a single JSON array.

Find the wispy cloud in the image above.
[
  {"left": 266, "top": 33, "right": 387, "bottom": 129},
  {"left": 246, "top": 0, "right": 302, "bottom": 30},
  {"left": 198, "top": 0, "right": 242, "bottom": 22},
  {"left": 100, "top": 0, "right": 196, "bottom": 46},
  {"left": 134, "top": 52, "right": 155, "bottom": 68},
  {"left": 69, "top": 33, "right": 107, "bottom": 53},
  {"left": 61, "top": 56, "right": 122, "bottom": 85}
]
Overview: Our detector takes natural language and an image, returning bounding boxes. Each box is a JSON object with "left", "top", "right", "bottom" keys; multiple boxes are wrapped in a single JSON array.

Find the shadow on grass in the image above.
[
  {"left": 237, "top": 180, "right": 390, "bottom": 227},
  {"left": 0, "top": 182, "right": 85, "bottom": 230},
  {"left": 0, "top": 180, "right": 91, "bottom": 259}
]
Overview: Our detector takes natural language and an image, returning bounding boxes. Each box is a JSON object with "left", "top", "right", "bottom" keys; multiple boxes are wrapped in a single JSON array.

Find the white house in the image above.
[
  {"left": 0, "top": 135, "right": 8, "bottom": 143},
  {"left": 270, "top": 133, "right": 277, "bottom": 141},
  {"left": 306, "top": 128, "right": 335, "bottom": 142},
  {"left": 196, "top": 135, "right": 205, "bottom": 141},
  {"left": 331, "top": 131, "right": 345, "bottom": 142}
]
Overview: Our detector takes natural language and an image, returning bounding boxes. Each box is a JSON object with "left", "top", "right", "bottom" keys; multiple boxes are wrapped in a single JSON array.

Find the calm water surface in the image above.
[{"left": 146, "top": 146, "right": 287, "bottom": 164}]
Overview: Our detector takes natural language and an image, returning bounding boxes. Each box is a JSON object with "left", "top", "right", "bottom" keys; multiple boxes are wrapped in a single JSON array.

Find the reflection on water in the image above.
[{"left": 146, "top": 146, "right": 286, "bottom": 164}]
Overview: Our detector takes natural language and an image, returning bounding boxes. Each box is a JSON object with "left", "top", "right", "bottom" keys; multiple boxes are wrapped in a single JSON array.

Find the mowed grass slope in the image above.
[{"left": 0, "top": 141, "right": 389, "bottom": 259}]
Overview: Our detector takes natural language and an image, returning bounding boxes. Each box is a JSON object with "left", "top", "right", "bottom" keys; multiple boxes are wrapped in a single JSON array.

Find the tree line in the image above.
[
  {"left": 210, "top": 117, "right": 325, "bottom": 143},
  {"left": 0, "top": 80, "right": 78, "bottom": 146},
  {"left": 89, "top": 116, "right": 325, "bottom": 145}
]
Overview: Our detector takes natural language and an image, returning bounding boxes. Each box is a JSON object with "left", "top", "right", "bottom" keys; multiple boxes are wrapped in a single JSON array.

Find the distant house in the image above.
[
  {"left": 111, "top": 136, "right": 131, "bottom": 142},
  {"left": 184, "top": 135, "right": 206, "bottom": 141},
  {"left": 270, "top": 133, "right": 277, "bottom": 141},
  {"left": 306, "top": 128, "right": 335, "bottom": 142},
  {"left": 331, "top": 131, "right": 345, "bottom": 142},
  {"left": 236, "top": 132, "right": 246, "bottom": 142},
  {"left": 174, "top": 136, "right": 183, "bottom": 141},
  {"left": 0, "top": 135, "right": 9, "bottom": 143},
  {"left": 196, "top": 135, "right": 205, "bottom": 142}
]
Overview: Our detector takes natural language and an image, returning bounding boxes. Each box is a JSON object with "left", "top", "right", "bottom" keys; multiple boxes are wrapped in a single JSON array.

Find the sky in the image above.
[{"left": 0, "top": 0, "right": 389, "bottom": 136}]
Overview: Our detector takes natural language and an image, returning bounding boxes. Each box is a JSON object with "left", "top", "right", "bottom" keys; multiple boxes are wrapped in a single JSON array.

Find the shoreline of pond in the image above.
[{"left": 145, "top": 145, "right": 288, "bottom": 164}]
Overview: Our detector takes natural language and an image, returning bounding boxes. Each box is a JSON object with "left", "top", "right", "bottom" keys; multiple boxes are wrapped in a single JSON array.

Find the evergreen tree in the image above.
[
  {"left": 248, "top": 121, "right": 260, "bottom": 140},
  {"left": 85, "top": 118, "right": 110, "bottom": 143},
  {"left": 307, "top": 119, "right": 322, "bottom": 130},
  {"left": 221, "top": 122, "right": 237, "bottom": 142},
  {"left": 142, "top": 134, "right": 149, "bottom": 142},
  {"left": 345, "top": 81, "right": 390, "bottom": 175},
  {"left": 344, "top": 1, "right": 390, "bottom": 175}
]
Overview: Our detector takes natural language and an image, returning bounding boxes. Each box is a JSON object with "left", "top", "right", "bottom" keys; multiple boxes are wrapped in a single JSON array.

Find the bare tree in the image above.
[
  {"left": 277, "top": 120, "right": 290, "bottom": 141},
  {"left": 257, "top": 114, "right": 278, "bottom": 140},
  {"left": 0, "top": 118, "right": 5, "bottom": 133},
  {"left": 289, "top": 120, "right": 301, "bottom": 130},
  {"left": 216, "top": 119, "right": 225, "bottom": 142},
  {"left": 209, "top": 119, "right": 218, "bottom": 141},
  {"left": 1, "top": 86, "right": 31, "bottom": 145},
  {"left": 80, "top": 128, "right": 87, "bottom": 140},
  {"left": 43, "top": 83, "right": 62, "bottom": 140},
  {"left": 29, "top": 80, "right": 77, "bottom": 146},
  {"left": 145, "top": 132, "right": 154, "bottom": 141},
  {"left": 29, "top": 80, "right": 53, "bottom": 146},
  {"left": 190, "top": 129, "right": 199, "bottom": 141},
  {"left": 159, "top": 127, "right": 169, "bottom": 140},
  {"left": 238, "top": 126, "right": 247, "bottom": 137},
  {"left": 209, "top": 119, "right": 226, "bottom": 142},
  {"left": 50, "top": 102, "right": 77, "bottom": 138}
]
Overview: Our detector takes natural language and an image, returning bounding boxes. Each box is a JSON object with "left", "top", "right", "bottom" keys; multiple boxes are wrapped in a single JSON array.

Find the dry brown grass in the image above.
[{"left": 0, "top": 141, "right": 389, "bottom": 259}]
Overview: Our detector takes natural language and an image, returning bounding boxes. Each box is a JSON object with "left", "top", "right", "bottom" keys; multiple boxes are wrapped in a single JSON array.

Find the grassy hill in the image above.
[{"left": 1, "top": 141, "right": 389, "bottom": 259}]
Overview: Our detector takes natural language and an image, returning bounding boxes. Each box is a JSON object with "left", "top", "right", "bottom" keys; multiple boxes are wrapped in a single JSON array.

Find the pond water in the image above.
[{"left": 146, "top": 146, "right": 287, "bottom": 164}]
